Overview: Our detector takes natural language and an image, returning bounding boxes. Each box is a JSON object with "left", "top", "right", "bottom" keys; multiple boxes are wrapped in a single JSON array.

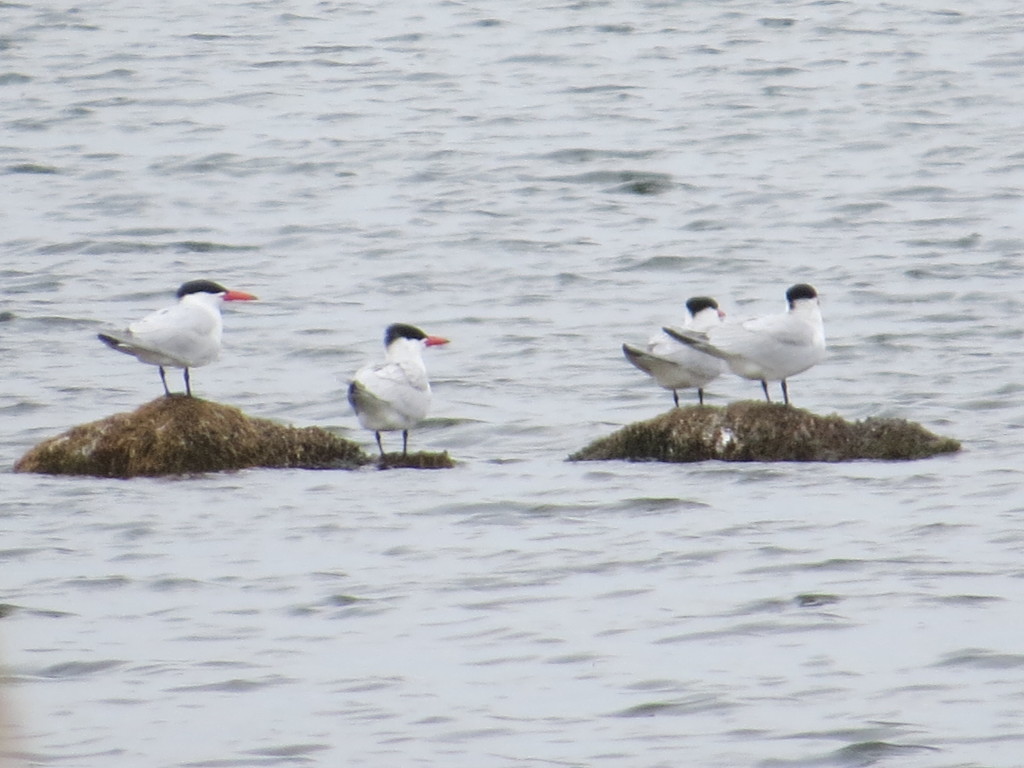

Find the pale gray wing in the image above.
[
  {"left": 622, "top": 343, "right": 662, "bottom": 376},
  {"left": 348, "top": 378, "right": 392, "bottom": 423},
  {"left": 97, "top": 331, "right": 140, "bottom": 357},
  {"left": 124, "top": 302, "right": 221, "bottom": 366},
  {"left": 349, "top": 361, "right": 430, "bottom": 427},
  {"left": 624, "top": 341, "right": 715, "bottom": 385},
  {"left": 661, "top": 327, "right": 724, "bottom": 359},
  {"left": 742, "top": 312, "right": 814, "bottom": 348}
]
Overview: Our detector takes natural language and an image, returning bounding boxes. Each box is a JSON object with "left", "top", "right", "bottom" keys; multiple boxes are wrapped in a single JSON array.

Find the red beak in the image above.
[
  {"left": 425, "top": 335, "right": 449, "bottom": 347},
  {"left": 223, "top": 290, "right": 258, "bottom": 302},
  {"left": 717, "top": 309, "right": 726, "bottom": 319}
]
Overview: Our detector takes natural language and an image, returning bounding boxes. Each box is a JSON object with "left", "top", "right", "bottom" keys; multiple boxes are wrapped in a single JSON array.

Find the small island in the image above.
[
  {"left": 569, "top": 402, "right": 961, "bottom": 463},
  {"left": 12, "top": 397, "right": 454, "bottom": 478}
]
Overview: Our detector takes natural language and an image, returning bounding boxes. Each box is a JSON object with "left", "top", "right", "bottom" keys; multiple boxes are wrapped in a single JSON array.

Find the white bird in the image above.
[
  {"left": 622, "top": 296, "right": 726, "bottom": 407},
  {"left": 98, "top": 279, "right": 258, "bottom": 397},
  {"left": 348, "top": 323, "right": 449, "bottom": 456},
  {"left": 663, "top": 283, "right": 825, "bottom": 405}
]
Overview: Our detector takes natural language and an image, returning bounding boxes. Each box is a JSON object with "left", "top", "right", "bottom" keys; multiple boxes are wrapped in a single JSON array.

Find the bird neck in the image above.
[
  {"left": 386, "top": 338, "right": 427, "bottom": 368},
  {"left": 790, "top": 299, "right": 820, "bottom": 317},
  {"left": 181, "top": 292, "right": 224, "bottom": 313}
]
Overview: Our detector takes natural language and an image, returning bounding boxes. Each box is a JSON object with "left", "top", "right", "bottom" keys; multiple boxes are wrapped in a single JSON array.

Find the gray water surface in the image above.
[{"left": 3, "top": 2, "right": 1024, "bottom": 766}]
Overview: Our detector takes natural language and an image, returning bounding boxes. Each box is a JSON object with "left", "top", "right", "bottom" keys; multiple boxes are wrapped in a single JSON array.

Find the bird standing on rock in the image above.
[
  {"left": 98, "top": 279, "right": 258, "bottom": 397},
  {"left": 348, "top": 323, "right": 449, "bottom": 456},
  {"left": 664, "top": 283, "right": 825, "bottom": 405},
  {"left": 622, "top": 296, "right": 726, "bottom": 407}
]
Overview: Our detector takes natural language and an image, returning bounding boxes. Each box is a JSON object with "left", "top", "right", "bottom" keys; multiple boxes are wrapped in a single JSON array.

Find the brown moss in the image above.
[
  {"left": 569, "top": 402, "right": 961, "bottom": 463},
  {"left": 14, "top": 396, "right": 371, "bottom": 478},
  {"left": 375, "top": 451, "right": 456, "bottom": 470}
]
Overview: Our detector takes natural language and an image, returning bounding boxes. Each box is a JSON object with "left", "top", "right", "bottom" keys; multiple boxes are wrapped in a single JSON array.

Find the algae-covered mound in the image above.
[
  {"left": 376, "top": 451, "right": 455, "bottom": 470},
  {"left": 14, "top": 396, "right": 370, "bottom": 478},
  {"left": 569, "top": 402, "right": 961, "bottom": 463}
]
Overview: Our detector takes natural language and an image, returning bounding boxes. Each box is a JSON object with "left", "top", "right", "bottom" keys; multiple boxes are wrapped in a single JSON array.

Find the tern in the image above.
[
  {"left": 98, "top": 279, "right": 258, "bottom": 397},
  {"left": 664, "top": 283, "right": 825, "bottom": 405},
  {"left": 348, "top": 323, "right": 449, "bottom": 456},
  {"left": 622, "top": 296, "right": 725, "bottom": 406}
]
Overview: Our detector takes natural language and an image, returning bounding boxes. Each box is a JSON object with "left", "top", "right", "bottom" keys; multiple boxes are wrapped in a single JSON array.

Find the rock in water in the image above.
[
  {"left": 14, "top": 396, "right": 370, "bottom": 478},
  {"left": 376, "top": 451, "right": 455, "bottom": 470},
  {"left": 569, "top": 402, "right": 961, "bottom": 463}
]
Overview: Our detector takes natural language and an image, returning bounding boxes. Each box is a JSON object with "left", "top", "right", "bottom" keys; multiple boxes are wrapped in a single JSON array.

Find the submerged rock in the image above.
[
  {"left": 14, "top": 396, "right": 370, "bottom": 478},
  {"left": 569, "top": 402, "right": 961, "bottom": 463}
]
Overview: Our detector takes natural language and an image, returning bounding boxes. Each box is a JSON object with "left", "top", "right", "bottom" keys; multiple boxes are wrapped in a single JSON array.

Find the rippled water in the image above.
[{"left": 3, "top": 1, "right": 1024, "bottom": 766}]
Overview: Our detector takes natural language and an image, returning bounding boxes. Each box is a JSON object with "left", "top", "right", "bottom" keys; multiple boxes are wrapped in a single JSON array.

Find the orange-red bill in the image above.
[{"left": 223, "top": 290, "right": 258, "bottom": 301}]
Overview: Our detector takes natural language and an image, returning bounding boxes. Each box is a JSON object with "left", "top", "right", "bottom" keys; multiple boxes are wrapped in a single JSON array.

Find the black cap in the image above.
[
  {"left": 384, "top": 323, "right": 428, "bottom": 345},
  {"left": 177, "top": 280, "right": 228, "bottom": 298},
  {"left": 685, "top": 296, "right": 719, "bottom": 316},
  {"left": 786, "top": 283, "right": 818, "bottom": 305}
]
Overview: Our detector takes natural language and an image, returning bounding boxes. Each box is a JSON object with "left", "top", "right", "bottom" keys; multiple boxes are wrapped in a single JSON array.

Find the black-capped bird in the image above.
[{"left": 98, "top": 279, "right": 257, "bottom": 396}]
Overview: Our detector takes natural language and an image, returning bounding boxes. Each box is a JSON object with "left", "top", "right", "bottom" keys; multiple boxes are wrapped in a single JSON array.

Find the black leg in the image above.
[
  {"left": 184, "top": 368, "right": 192, "bottom": 397},
  {"left": 761, "top": 380, "right": 771, "bottom": 402},
  {"left": 159, "top": 366, "right": 170, "bottom": 396},
  {"left": 375, "top": 432, "right": 384, "bottom": 456},
  {"left": 402, "top": 430, "right": 409, "bottom": 456},
  {"left": 673, "top": 389, "right": 680, "bottom": 408},
  {"left": 781, "top": 379, "right": 790, "bottom": 405},
  {"left": 697, "top": 388, "right": 704, "bottom": 406}
]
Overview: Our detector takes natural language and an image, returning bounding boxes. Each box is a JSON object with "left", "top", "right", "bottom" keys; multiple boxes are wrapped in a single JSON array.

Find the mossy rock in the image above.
[
  {"left": 569, "top": 402, "right": 961, "bottom": 463},
  {"left": 14, "top": 396, "right": 371, "bottom": 478},
  {"left": 375, "top": 451, "right": 455, "bottom": 470}
]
